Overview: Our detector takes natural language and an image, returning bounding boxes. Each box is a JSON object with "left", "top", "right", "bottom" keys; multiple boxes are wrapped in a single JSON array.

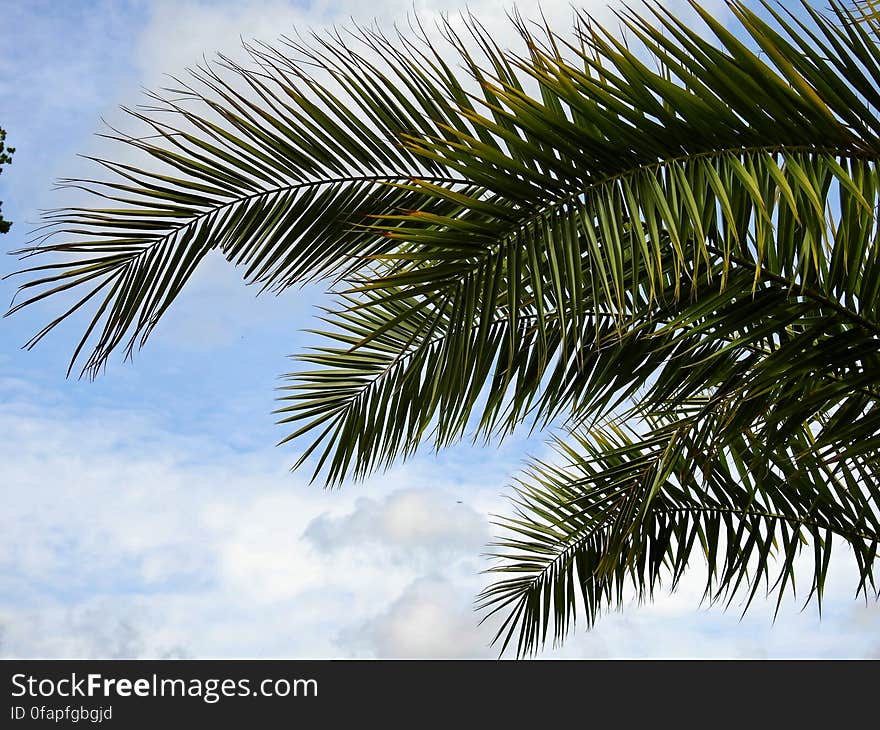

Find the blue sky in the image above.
[{"left": 1, "top": 0, "right": 878, "bottom": 658}]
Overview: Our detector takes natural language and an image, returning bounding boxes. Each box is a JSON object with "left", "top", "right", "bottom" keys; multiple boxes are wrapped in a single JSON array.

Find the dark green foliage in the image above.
[
  {"left": 6, "top": 1, "right": 880, "bottom": 655},
  {"left": 0, "top": 127, "right": 13, "bottom": 234}
]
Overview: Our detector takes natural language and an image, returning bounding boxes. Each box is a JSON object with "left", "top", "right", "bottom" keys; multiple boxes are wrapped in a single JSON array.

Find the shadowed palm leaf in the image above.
[{"left": 7, "top": 0, "right": 880, "bottom": 655}]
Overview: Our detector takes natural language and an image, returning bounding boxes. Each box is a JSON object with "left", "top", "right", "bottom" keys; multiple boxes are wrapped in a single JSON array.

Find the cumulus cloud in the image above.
[
  {"left": 0, "top": 381, "right": 506, "bottom": 657},
  {"left": 305, "top": 489, "right": 489, "bottom": 556},
  {"left": 338, "top": 575, "right": 493, "bottom": 658}
]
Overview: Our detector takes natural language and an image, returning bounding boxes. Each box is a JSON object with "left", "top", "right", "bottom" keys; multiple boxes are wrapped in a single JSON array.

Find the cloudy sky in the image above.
[{"left": 1, "top": 0, "right": 878, "bottom": 658}]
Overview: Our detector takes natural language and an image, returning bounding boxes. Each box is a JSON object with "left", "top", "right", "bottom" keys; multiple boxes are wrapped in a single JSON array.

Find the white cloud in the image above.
[
  {"left": 133, "top": 0, "right": 593, "bottom": 87},
  {"left": 305, "top": 488, "right": 489, "bottom": 555},
  {"left": 1, "top": 380, "right": 879, "bottom": 659},
  {"left": 132, "top": 0, "right": 728, "bottom": 87},
  {"left": 338, "top": 575, "right": 494, "bottom": 658},
  {"left": 0, "top": 382, "right": 502, "bottom": 657}
]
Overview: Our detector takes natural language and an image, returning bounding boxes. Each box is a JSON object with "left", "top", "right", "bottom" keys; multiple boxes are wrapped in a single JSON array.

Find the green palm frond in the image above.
[
  {"left": 5, "top": 24, "right": 499, "bottom": 377},
  {"left": 479, "top": 413, "right": 880, "bottom": 657},
  {"left": 7, "top": 0, "right": 880, "bottom": 655},
  {"left": 270, "top": 1, "right": 880, "bottom": 487}
]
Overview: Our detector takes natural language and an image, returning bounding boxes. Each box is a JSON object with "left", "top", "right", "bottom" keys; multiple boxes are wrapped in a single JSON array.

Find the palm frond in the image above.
[
  {"left": 480, "top": 413, "right": 880, "bottom": 657},
  {"left": 5, "top": 23, "right": 505, "bottom": 377},
  {"left": 7, "top": 0, "right": 880, "bottom": 654}
]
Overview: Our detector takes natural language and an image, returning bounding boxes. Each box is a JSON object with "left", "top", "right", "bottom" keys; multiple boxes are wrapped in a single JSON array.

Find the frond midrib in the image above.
[
  {"left": 21, "top": 172, "right": 467, "bottom": 270},
  {"left": 399, "top": 140, "right": 880, "bottom": 335}
]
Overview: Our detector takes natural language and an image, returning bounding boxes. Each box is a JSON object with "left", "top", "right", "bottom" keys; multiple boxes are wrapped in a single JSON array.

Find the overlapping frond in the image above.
[
  {"left": 479, "top": 412, "right": 880, "bottom": 656},
  {"left": 7, "top": 0, "right": 880, "bottom": 654},
  {"left": 270, "top": 1, "right": 880, "bottom": 484}
]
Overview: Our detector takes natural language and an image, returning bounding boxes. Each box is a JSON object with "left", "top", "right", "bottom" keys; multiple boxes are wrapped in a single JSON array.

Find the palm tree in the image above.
[{"left": 7, "top": 0, "right": 880, "bottom": 656}]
